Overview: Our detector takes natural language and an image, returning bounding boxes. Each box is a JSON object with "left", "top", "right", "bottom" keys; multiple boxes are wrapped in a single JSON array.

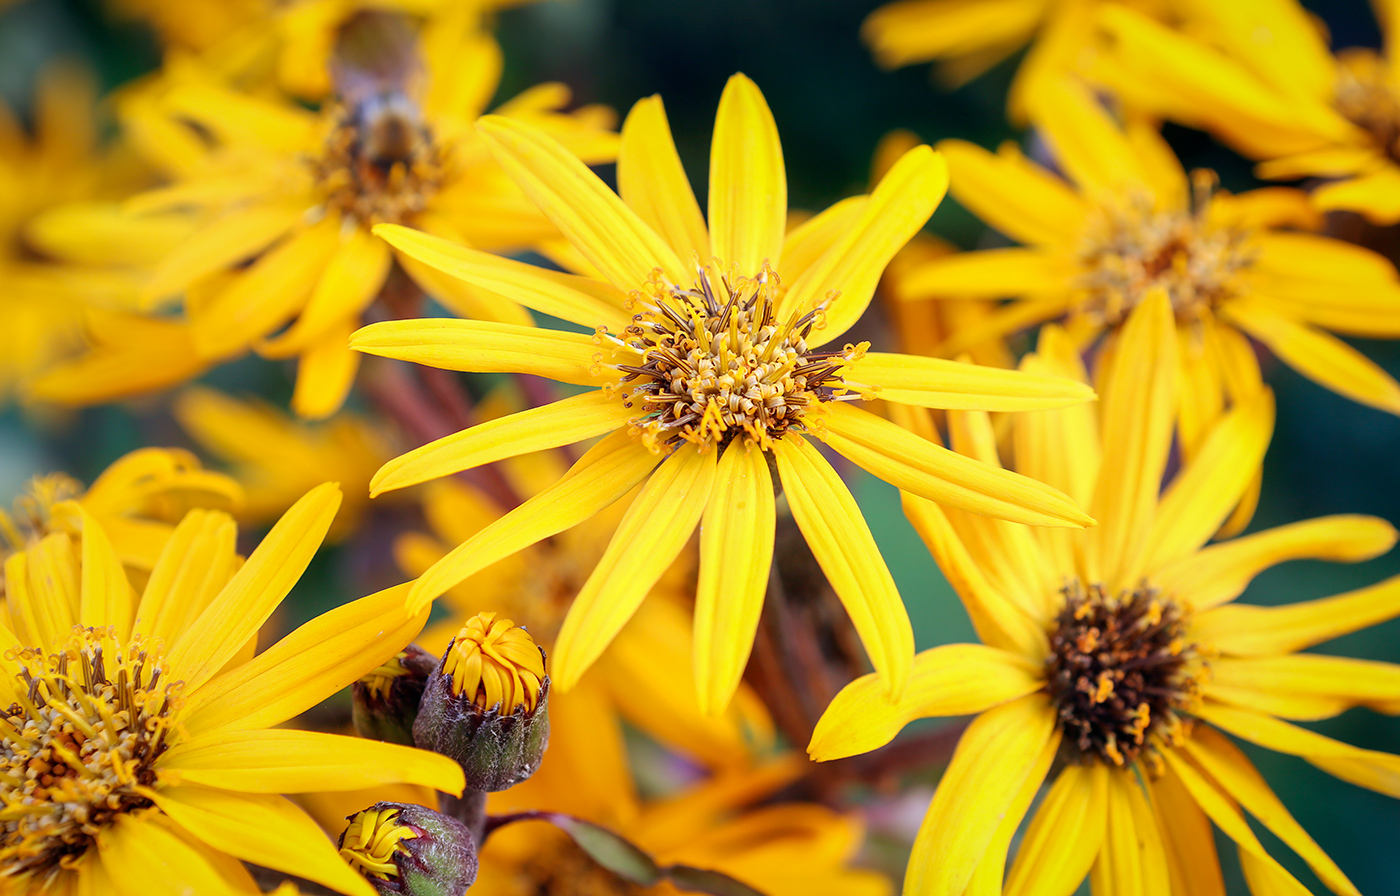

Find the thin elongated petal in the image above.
[
  {"left": 962, "top": 731, "right": 1059, "bottom": 896},
  {"left": 1207, "top": 654, "right": 1400, "bottom": 719},
  {"left": 370, "top": 390, "right": 631, "bottom": 495},
  {"left": 291, "top": 322, "right": 359, "bottom": 420},
  {"left": 849, "top": 350, "right": 1096, "bottom": 410},
  {"left": 709, "top": 74, "right": 786, "bottom": 274},
  {"left": 1239, "top": 849, "right": 1315, "bottom": 896},
  {"left": 477, "top": 115, "right": 688, "bottom": 289},
  {"left": 783, "top": 145, "right": 948, "bottom": 346},
  {"left": 1149, "top": 766, "right": 1226, "bottom": 896},
  {"left": 1313, "top": 168, "right": 1400, "bottom": 224},
  {"left": 1029, "top": 76, "right": 1145, "bottom": 197},
  {"left": 1157, "top": 515, "right": 1397, "bottom": 611},
  {"left": 166, "top": 484, "right": 341, "bottom": 693},
  {"left": 781, "top": 196, "right": 869, "bottom": 285},
  {"left": 552, "top": 446, "right": 717, "bottom": 691},
  {"left": 4, "top": 536, "right": 79, "bottom": 654},
  {"left": 1090, "top": 771, "right": 1170, "bottom": 896},
  {"left": 808, "top": 644, "right": 1042, "bottom": 761},
  {"left": 161, "top": 729, "right": 464, "bottom": 795},
  {"left": 618, "top": 95, "right": 708, "bottom": 263},
  {"left": 937, "top": 138, "right": 1088, "bottom": 246},
  {"left": 1004, "top": 763, "right": 1107, "bottom": 896},
  {"left": 818, "top": 402, "right": 1093, "bottom": 528},
  {"left": 894, "top": 247, "right": 1072, "bottom": 299},
  {"left": 73, "top": 505, "right": 134, "bottom": 640},
  {"left": 183, "top": 583, "right": 427, "bottom": 735},
  {"left": 773, "top": 435, "right": 914, "bottom": 698},
  {"left": 372, "top": 224, "right": 631, "bottom": 330},
  {"left": 152, "top": 786, "right": 375, "bottom": 896},
  {"left": 259, "top": 224, "right": 392, "bottom": 357},
  {"left": 143, "top": 202, "right": 306, "bottom": 304},
  {"left": 694, "top": 441, "right": 775, "bottom": 716},
  {"left": 406, "top": 430, "right": 659, "bottom": 611},
  {"left": 1195, "top": 573, "right": 1400, "bottom": 656},
  {"left": 97, "top": 816, "right": 235, "bottom": 896},
  {"left": 904, "top": 694, "right": 1059, "bottom": 896},
  {"left": 1184, "top": 727, "right": 1360, "bottom": 896},
  {"left": 1224, "top": 300, "right": 1400, "bottom": 414}
]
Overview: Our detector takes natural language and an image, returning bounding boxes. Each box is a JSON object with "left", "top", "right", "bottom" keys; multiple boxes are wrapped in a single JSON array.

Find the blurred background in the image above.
[{"left": 2, "top": 0, "right": 1399, "bottom": 893}]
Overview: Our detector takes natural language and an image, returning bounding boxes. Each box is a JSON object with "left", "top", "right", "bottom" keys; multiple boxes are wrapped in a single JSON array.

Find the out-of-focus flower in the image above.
[
  {"left": 1095, "top": 1, "right": 1400, "bottom": 223},
  {"left": 174, "top": 386, "right": 391, "bottom": 539},
  {"left": 35, "top": 12, "right": 617, "bottom": 418},
  {"left": 0, "top": 483, "right": 464, "bottom": 895},
  {"left": 812, "top": 295, "right": 1400, "bottom": 896},
  {"left": 358, "top": 72, "right": 1097, "bottom": 714}
]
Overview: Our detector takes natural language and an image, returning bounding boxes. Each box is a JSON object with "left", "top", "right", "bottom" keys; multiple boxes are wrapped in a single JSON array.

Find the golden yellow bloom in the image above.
[
  {"left": 894, "top": 75, "right": 1400, "bottom": 473},
  {"left": 0, "top": 482, "right": 464, "bottom": 894},
  {"left": 35, "top": 17, "right": 617, "bottom": 418},
  {"left": 811, "top": 294, "right": 1400, "bottom": 896},
  {"left": 357, "top": 72, "right": 1097, "bottom": 714},
  {"left": 444, "top": 612, "right": 546, "bottom": 712},
  {"left": 1095, "top": 1, "right": 1400, "bottom": 223},
  {"left": 174, "top": 386, "right": 391, "bottom": 539}
]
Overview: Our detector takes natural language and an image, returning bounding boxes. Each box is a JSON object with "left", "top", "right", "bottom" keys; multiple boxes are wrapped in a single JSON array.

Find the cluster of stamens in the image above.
[
  {"left": 1075, "top": 174, "right": 1255, "bottom": 326},
  {"left": 604, "top": 265, "right": 868, "bottom": 452},
  {"left": 311, "top": 94, "right": 446, "bottom": 226},
  {"left": 1044, "top": 580, "right": 1200, "bottom": 772},
  {"left": 1335, "top": 49, "right": 1400, "bottom": 162},
  {"left": 0, "top": 629, "right": 182, "bottom": 886}
]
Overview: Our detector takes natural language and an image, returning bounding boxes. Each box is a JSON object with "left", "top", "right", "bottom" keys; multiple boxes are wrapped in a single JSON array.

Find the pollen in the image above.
[
  {"left": 0, "top": 628, "right": 183, "bottom": 887},
  {"left": 611, "top": 263, "right": 868, "bottom": 453},
  {"left": 1075, "top": 173, "right": 1255, "bottom": 326},
  {"left": 339, "top": 807, "right": 417, "bottom": 881},
  {"left": 1044, "top": 580, "right": 1200, "bottom": 769},
  {"left": 1334, "top": 49, "right": 1400, "bottom": 163},
  {"left": 311, "top": 93, "right": 446, "bottom": 227},
  {"left": 442, "top": 613, "right": 546, "bottom": 714}
]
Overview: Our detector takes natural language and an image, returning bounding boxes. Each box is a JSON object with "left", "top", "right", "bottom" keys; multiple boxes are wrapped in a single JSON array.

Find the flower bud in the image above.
[
  {"left": 338, "top": 802, "right": 478, "bottom": 896},
  {"left": 353, "top": 644, "right": 437, "bottom": 746},
  {"left": 412, "top": 612, "right": 550, "bottom": 791}
]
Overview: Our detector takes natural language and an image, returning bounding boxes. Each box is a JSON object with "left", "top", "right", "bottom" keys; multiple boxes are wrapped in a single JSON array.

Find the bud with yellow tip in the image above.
[
  {"left": 338, "top": 802, "right": 478, "bottom": 896},
  {"left": 352, "top": 644, "right": 436, "bottom": 746}
]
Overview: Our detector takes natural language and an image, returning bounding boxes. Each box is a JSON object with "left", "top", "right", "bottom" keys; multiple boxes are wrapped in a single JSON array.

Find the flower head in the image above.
[
  {"left": 811, "top": 294, "right": 1400, "bottom": 896},
  {"left": 357, "top": 73, "right": 1097, "bottom": 714},
  {"left": 339, "top": 802, "right": 478, "bottom": 896},
  {"left": 443, "top": 612, "right": 546, "bottom": 713}
]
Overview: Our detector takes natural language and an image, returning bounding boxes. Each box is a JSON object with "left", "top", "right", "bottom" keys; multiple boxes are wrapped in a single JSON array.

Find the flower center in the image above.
[
  {"left": 340, "top": 807, "right": 417, "bottom": 881},
  {"left": 1335, "top": 49, "right": 1400, "bottom": 163},
  {"left": 1044, "top": 580, "right": 1199, "bottom": 770},
  {"left": 311, "top": 93, "right": 446, "bottom": 226},
  {"left": 609, "top": 265, "right": 866, "bottom": 453},
  {"left": 1075, "top": 176, "right": 1254, "bottom": 327},
  {"left": 0, "top": 629, "right": 182, "bottom": 886}
]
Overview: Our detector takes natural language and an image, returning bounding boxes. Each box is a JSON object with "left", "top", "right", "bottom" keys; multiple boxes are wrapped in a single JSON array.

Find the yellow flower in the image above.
[
  {"left": 1095, "top": 1, "right": 1400, "bottom": 223},
  {"left": 174, "top": 386, "right": 391, "bottom": 539},
  {"left": 357, "top": 72, "right": 1097, "bottom": 714},
  {"left": 861, "top": 0, "right": 1169, "bottom": 122},
  {"left": 811, "top": 294, "right": 1400, "bottom": 896},
  {"left": 0, "top": 483, "right": 464, "bottom": 895},
  {"left": 36, "top": 16, "right": 617, "bottom": 418},
  {"left": 893, "top": 75, "right": 1400, "bottom": 466}
]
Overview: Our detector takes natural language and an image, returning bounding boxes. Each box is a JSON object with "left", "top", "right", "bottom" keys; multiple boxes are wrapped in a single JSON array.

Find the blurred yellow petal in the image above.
[
  {"left": 618, "top": 95, "right": 708, "bottom": 263},
  {"left": 709, "top": 73, "right": 786, "bottom": 273},
  {"left": 1028, "top": 76, "right": 1145, "bottom": 197},
  {"left": 1312, "top": 167, "right": 1400, "bottom": 224},
  {"left": 937, "top": 138, "right": 1087, "bottom": 246},
  {"left": 259, "top": 225, "right": 392, "bottom": 357},
  {"left": 144, "top": 202, "right": 306, "bottom": 305},
  {"left": 291, "top": 322, "right": 360, "bottom": 420},
  {"left": 893, "top": 247, "right": 1071, "bottom": 300},
  {"left": 1004, "top": 763, "right": 1106, "bottom": 896},
  {"left": 1149, "top": 767, "right": 1226, "bottom": 896},
  {"left": 1195, "top": 572, "right": 1400, "bottom": 656},
  {"left": 1089, "top": 770, "right": 1169, "bottom": 896},
  {"left": 962, "top": 729, "right": 1058, "bottom": 896},
  {"left": 850, "top": 350, "right": 1096, "bottom": 410},
  {"left": 1208, "top": 654, "right": 1400, "bottom": 719}
]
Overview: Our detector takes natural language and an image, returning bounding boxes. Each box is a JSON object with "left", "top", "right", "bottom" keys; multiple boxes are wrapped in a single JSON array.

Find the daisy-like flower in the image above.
[
  {"left": 35, "top": 14, "right": 617, "bottom": 418},
  {"left": 356, "top": 73, "right": 1096, "bottom": 714},
  {"left": 810, "top": 293, "right": 1400, "bottom": 896},
  {"left": 1095, "top": 1, "right": 1400, "bottom": 224},
  {"left": 0, "top": 482, "right": 465, "bottom": 895},
  {"left": 893, "top": 76, "right": 1400, "bottom": 460}
]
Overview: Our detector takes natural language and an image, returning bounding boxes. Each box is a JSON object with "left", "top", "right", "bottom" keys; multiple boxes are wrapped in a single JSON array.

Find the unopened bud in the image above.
[
  {"left": 353, "top": 645, "right": 437, "bottom": 746},
  {"left": 339, "top": 802, "right": 478, "bottom": 896},
  {"left": 412, "top": 612, "right": 550, "bottom": 791}
]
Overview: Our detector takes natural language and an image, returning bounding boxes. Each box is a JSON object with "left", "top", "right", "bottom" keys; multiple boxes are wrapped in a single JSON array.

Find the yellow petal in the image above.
[
  {"left": 372, "top": 224, "right": 631, "bottom": 330},
  {"left": 134, "top": 509, "right": 239, "bottom": 647},
  {"left": 1028, "top": 75, "right": 1146, "bottom": 197},
  {"left": 618, "top": 95, "right": 709, "bottom": 264},
  {"left": 818, "top": 402, "right": 1094, "bottom": 528},
  {"left": 808, "top": 643, "right": 1042, "bottom": 761},
  {"left": 1197, "top": 0, "right": 1335, "bottom": 103},
  {"left": 369, "top": 390, "right": 631, "bottom": 495},
  {"left": 166, "top": 483, "right": 341, "bottom": 693},
  {"left": 1086, "top": 291, "right": 1176, "bottom": 590},
  {"left": 962, "top": 729, "right": 1059, "bottom": 896},
  {"left": 772, "top": 435, "right": 914, "bottom": 699},
  {"left": 552, "top": 445, "right": 717, "bottom": 691},
  {"left": 893, "top": 247, "right": 1072, "bottom": 300},
  {"left": 1157, "top": 514, "right": 1397, "bottom": 612},
  {"left": 1089, "top": 771, "right": 1170, "bottom": 896},
  {"left": 259, "top": 224, "right": 392, "bottom": 357},
  {"left": 1004, "top": 763, "right": 1106, "bottom": 896},
  {"left": 1312, "top": 167, "right": 1400, "bottom": 224},
  {"left": 693, "top": 440, "right": 775, "bottom": 716},
  {"left": 291, "top": 322, "right": 360, "bottom": 420},
  {"left": 96, "top": 815, "right": 236, "bottom": 896},
  {"left": 183, "top": 583, "right": 427, "bottom": 736},
  {"left": 849, "top": 350, "right": 1096, "bottom": 410},
  {"left": 350, "top": 318, "right": 622, "bottom": 387},
  {"left": 477, "top": 115, "right": 688, "bottom": 290},
  {"left": 151, "top": 786, "right": 375, "bottom": 896},
  {"left": 860, "top": 0, "right": 1043, "bottom": 69},
  {"left": 1184, "top": 726, "right": 1360, "bottom": 896},
  {"left": 782, "top": 144, "right": 948, "bottom": 346},
  {"left": 781, "top": 196, "right": 869, "bottom": 286},
  {"left": 1207, "top": 654, "right": 1400, "bottom": 719},
  {"left": 1223, "top": 300, "right": 1400, "bottom": 414},
  {"left": 72, "top": 504, "right": 134, "bottom": 641},
  {"left": 144, "top": 202, "right": 306, "bottom": 305},
  {"left": 1195, "top": 572, "right": 1400, "bottom": 657},
  {"left": 903, "top": 694, "right": 1059, "bottom": 896},
  {"left": 6, "top": 534, "right": 79, "bottom": 653},
  {"left": 1148, "top": 766, "right": 1226, "bottom": 896},
  {"left": 937, "top": 137, "right": 1087, "bottom": 247},
  {"left": 161, "top": 729, "right": 464, "bottom": 795},
  {"left": 1239, "top": 848, "right": 1315, "bottom": 896},
  {"left": 709, "top": 73, "right": 786, "bottom": 273},
  {"left": 405, "top": 430, "right": 659, "bottom": 611}
]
